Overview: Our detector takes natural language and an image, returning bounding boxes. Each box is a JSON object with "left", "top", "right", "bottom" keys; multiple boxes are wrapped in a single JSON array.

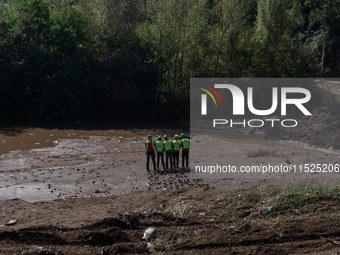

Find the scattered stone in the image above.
[
  {"left": 143, "top": 227, "right": 157, "bottom": 241},
  {"left": 6, "top": 220, "right": 16, "bottom": 226}
]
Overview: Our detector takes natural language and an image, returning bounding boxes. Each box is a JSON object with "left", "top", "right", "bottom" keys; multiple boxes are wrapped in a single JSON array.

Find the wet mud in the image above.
[
  {"left": 0, "top": 125, "right": 340, "bottom": 254},
  {"left": 0, "top": 126, "right": 339, "bottom": 202},
  {"left": 1, "top": 188, "right": 340, "bottom": 255}
]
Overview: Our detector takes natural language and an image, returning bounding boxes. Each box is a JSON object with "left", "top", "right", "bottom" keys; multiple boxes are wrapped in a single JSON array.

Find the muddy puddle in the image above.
[
  {"left": 0, "top": 126, "right": 191, "bottom": 201},
  {"left": 0, "top": 125, "right": 338, "bottom": 203},
  {"left": 0, "top": 128, "right": 149, "bottom": 155},
  {"left": 0, "top": 126, "right": 189, "bottom": 155}
]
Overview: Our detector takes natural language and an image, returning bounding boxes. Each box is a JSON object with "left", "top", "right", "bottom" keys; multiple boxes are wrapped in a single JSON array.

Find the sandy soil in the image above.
[{"left": 0, "top": 123, "right": 340, "bottom": 254}]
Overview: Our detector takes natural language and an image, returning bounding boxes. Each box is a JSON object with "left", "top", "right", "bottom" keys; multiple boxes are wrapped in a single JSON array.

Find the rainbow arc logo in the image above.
[{"left": 196, "top": 82, "right": 222, "bottom": 115}]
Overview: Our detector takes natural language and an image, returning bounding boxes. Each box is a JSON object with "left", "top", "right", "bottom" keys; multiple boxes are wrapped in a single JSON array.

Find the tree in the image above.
[
  {"left": 0, "top": 0, "right": 98, "bottom": 122},
  {"left": 253, "top": 0, "right": 319, "bottom": 77}
]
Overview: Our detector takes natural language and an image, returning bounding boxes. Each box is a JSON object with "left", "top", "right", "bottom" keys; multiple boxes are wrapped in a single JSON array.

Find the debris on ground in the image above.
[
  {"left": 6, "top": 220, "right": 16, "bottom": 225},
  {"left": 261, "top": 206, "right": 273, "bottom": 215},
  {"left": 143, "top": 227, "right": 157, "bottom": 241}
]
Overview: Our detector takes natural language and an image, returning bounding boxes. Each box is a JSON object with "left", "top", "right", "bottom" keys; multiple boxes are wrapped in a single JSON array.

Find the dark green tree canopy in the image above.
[{"left": 0, "top": 0, "right": 339, "bottom": 123}]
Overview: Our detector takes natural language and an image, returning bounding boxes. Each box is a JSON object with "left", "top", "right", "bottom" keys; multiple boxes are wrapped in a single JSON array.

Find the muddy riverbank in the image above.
[
  {"left": 0, "top": 125, "right": 340, "bottom": 254},
  {"left": 0, "top": 127, "right": 187, "bottom": 201},
  {"left": 0, "top": 126, "right": 339, "bottom": 202}
]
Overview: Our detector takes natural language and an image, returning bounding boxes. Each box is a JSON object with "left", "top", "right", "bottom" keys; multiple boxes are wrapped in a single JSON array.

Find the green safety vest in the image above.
[
  {"left": 155, "top": 141, "right": 164, "bottom": 152},
  {"left": 145, "top": 140, "right": 154, "bottom": 150},
  {"left": 182, "top": 138, "right": 190, "bottom": 149},
  {"left": 164, "top": 140, "right": 172, "bottom": 151},
  {"left": 173, "top": 140, "right": 181, "bottom": 150}
]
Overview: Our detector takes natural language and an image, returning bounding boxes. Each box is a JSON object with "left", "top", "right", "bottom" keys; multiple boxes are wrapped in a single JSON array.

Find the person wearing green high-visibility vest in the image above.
[
  {"left": 155, "top": 136, "right": 166, "bottom": 171},
  {"left": 145, "top": 134, "right": 156, "bottom": 171},
  {"left": 163, "top": 135, "right": 173, "bottom": 170},
  {"left": 172, "top": 135, "right": 181, "bottom": 169},
  {"left": 181, "top": 133, "right": 190, "bottom": 169}
]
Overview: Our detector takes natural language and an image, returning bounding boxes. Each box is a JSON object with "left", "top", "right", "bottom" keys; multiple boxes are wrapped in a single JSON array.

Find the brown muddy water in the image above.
[
  {"left": 0, "top": 127, "right": 180, "bottom": 155},
  {"left": 0, "top": 126, "right": 339, "bottom": 202},
  {"left": 0, "top": 126, "right": 188, "bottom": 201}
]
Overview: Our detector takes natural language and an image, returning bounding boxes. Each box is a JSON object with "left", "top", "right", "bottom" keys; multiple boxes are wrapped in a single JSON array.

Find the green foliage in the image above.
[
  {"left": 0, "top": 0, "right": 98, "bottom": 122},
  {"left": 0, "top": 0, "right": 339, "bottom": 123},
  {"left": 253, "top": 0, "right": 319, "bottom": 77}
]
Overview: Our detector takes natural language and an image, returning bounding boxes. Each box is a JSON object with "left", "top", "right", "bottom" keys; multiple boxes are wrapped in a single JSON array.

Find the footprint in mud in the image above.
[{"left": 146, "top": 170, "right": 206, "bottom": 190}]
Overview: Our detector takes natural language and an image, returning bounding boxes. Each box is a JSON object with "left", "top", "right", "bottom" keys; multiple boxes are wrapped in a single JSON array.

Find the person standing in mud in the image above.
[
  {"left": 180, "top": 133, "right": 190, "bottom": 170},
  {"left": 155, "top": 136, "right": 166, "bottom": 171},
  {"left": 145, "top": 134, "right": 156, "bottom": 171},
  {"left": 172, "top": 135, "right": 180, "bottom": 169},
  {"left": 163, "top": 135, "right": 173, "bottom": 170}
]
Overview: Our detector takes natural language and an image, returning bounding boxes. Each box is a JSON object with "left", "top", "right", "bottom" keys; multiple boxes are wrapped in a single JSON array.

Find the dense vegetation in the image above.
[{"left": 0, "top": 0, "right": 339, "bottom": 123}]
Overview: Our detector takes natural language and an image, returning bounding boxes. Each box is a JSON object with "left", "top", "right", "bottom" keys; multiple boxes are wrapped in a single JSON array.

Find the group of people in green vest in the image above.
[{"left": 145, "top": 133, "right": 190, "bottom": 171}]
